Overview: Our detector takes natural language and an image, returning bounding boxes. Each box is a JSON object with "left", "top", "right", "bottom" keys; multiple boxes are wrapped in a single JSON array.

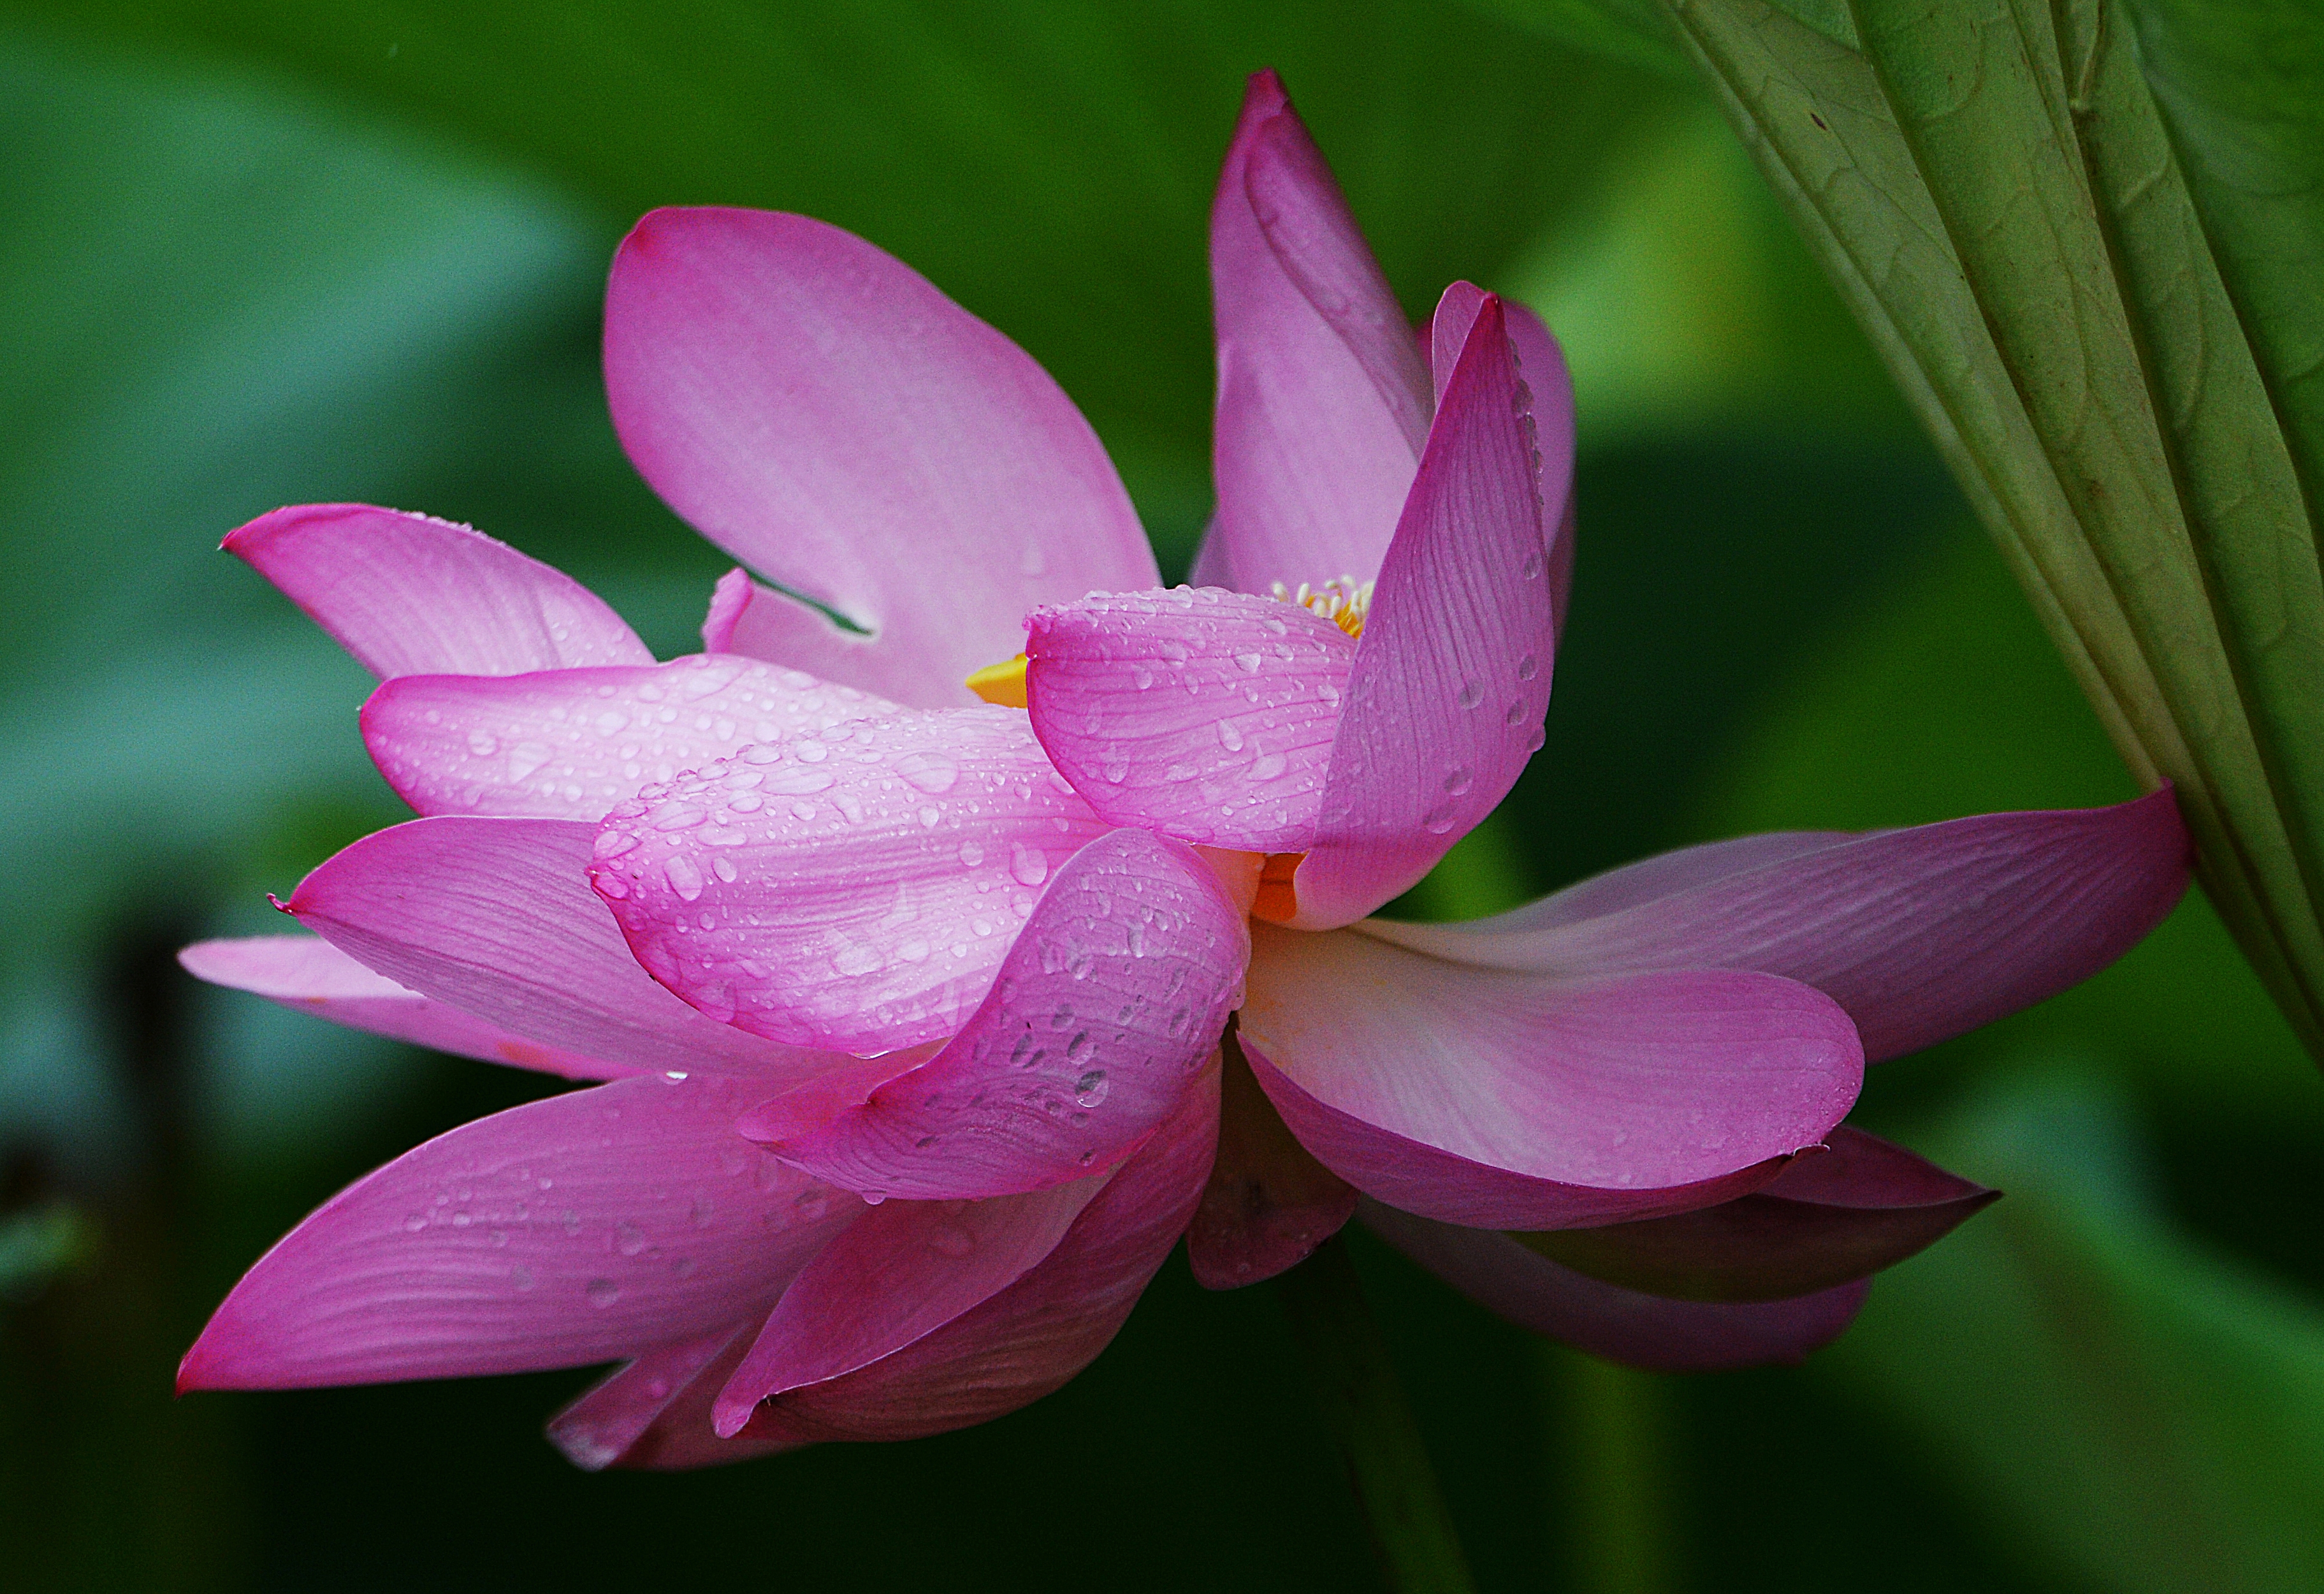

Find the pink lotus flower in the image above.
[{"left": 178, "top": 70, "right": 2191, "bottom": 1469}]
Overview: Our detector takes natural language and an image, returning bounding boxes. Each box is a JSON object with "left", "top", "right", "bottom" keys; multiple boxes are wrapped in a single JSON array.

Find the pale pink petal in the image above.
[
  {"left": 362, "top": 655, "right": 899, "bottom": 820},
  {"left": 739, "top": 829, "right": 1247, "bottom": 1198},
  {"left": 288, "top": 816, "right": 843, "bottom": 1081},
  {"left": 1206, "top": 72, "right": 1429, "bottom": 594},
  {"left": 1368, "top": 791, "right": 2191, "bottom": 1062},
  {"left": 591, "top": 708, "right": 1112, "bottom": 1054},
  {"left": 1186, "top": 1035, "right": 1353, "bottom": 1289},
  {"left": 1288, "top": 295, "right": 1556, "bottom": 929},
  {"left": 711, "top": 1180, "right": 1101, "bottom": 1434},
  {"left": 178, "top": 1072, "right": 861, "bottom": 1389},
  {"left": 548, "top": 1324, "right": 804, "bottom": 1471},
  {"left": 695, "top": 573, "right": 930, "bottom": 703},
  {"left": 224, "top": 503, "right": 650, "bottom": 679},
  {"left": 1518, "top": 1128, "right": 1996, "bottom": 1301},
  {"left": 1237, "top": 924, "right": 1861, "bottom": 1229},
  {"left": 700, "top": 567, "right": 756, "bottom": 654},
  {"left": 1024, "top": 587, "right": 1351, "bottom": 850},
  {"left": 179, "top": 935, "right": 635, "bottom": 1081},
  {"left": 1363, "top": 1200, "right": 1870, "bottom": 1372},
  {"left": 731, "top": 1062, "right": 1218, "bottom": 1444},
  {"left": 604, "top": 207, "right": 1155, "bottom": 707}
]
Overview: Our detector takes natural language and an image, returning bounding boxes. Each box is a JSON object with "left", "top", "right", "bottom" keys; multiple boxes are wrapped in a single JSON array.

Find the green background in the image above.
[{"left": 0, "top": 3, "right": 2318, "bottom": 1590}]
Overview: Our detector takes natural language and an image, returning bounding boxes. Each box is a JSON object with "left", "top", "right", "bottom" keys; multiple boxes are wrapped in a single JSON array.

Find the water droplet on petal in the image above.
[
  {"left": 1074, "top": 1069, "right": 1110, "bottom": 1106},
  {"left": 896, "top": 750, "right": 959, "bottom": 794},
  {"left": 586, "top": 1278, "right": 621, "bottom": 1308},
  {"left": 1010, "top": 843, "right": 1050, "bottom": 886}
]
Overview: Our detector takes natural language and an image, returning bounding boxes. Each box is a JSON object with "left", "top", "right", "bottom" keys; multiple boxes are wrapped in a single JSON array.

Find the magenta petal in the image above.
[
  {"left": 1519, "top": 1128, "right": 1997, "bottom": 1301},
  {"left": 1186, "top": 1035, "right": 1354, "bottom": 1289},
  {"left": 178, "top": 1072, "right": 861, "bottom": 1389},
  {"left": 592, "top": 707, "right": 1112, "bottom": 1053},
  {"left": 1288, "top": 296, "right": 1557, "bottom": 929},
  {"left": 1024, "top": 587, "right": 1353, "bottom": 849},
  {"left": 711, "top": 1181, "right": 1100, "bottom": 1435},
  {"left": 288, "top": 816, "right": 843, "bottom": 1082},
  {"left": 362, "top": 656, "right": 899, "bottom": 820},
  {"left": 736, "top": 1062, "right": 1219, "bottom": 1444},
  {"left": 743, "top": 830, "right": 1247, "bottom": 1199},
  {"left": 548, "top": 1324, "right": 805, "bottom": 1471},
  {"left": 1206, "top": 73, "right": 1430, "bottom": 594},
  {"left": 1363, "top": 1201, "right": 1869, "bottom": 1371},
  {"left": 1430, "top": 285, "right": 1576, "bottom": 641},
  {"left": 179, "top": 935, "right": 636, "bottom": 1081},
  {"left": 1372, "top": 791, "right": 2193, "bottom": 1062},
  {"left": 224, "top": 504, "right": 650, "bottom": 680},
  {"left": 1237, "top": 924, "right": 1862, "bottom": 1229},
  {"left": 603, "top": 207, "right": 1155, "bottom": 707}
]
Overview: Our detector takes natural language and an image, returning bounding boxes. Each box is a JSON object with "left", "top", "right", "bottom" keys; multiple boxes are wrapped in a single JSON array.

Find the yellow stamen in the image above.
[
  {"left": 1269, "top": 573, "right": 1374, "bottom": 638},
  {"left": 965, "top": 653, "right": 1029, "bottom": 707},
  {"left": 1252, "top": 851, "right": 1304, "bottom": 924}
]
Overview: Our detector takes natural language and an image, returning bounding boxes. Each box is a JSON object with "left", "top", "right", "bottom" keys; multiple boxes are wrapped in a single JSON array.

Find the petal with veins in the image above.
[
  {"left": 1026, "top": 586, "right": 1351, "bottom": 850},
  {"left": 225, "top": 503, "right": 650, "bottom": 680},
  {"left": 178, "top": 1072, "right": 861, "bottom": 1389},
  {"left": 363, "top": 655, "right": 897, "bottom": 820},
  {"left": 1205, "top": 71, "right": 1430, "bottom": 593},
  {"left": 1238, "top": 923, "right": 1861, "bottom": 1229},
  {"left": 593, "top": 707, "right": 1114, "bottom": 1054},
  {"left": 742, "top": 829, "right": 1247, "bottom": 1199},
  {"left": 1186, "top": 1034, "right": 1354, "bottom": 1289},
  {"left": 180, "top": 934, "right": 637, "bottom": 1081},
  {"left": 1366, "top": 791, "right": 2191, "bottom": 1062},
  {"left": 1363, "top": 1200, "right": 1869, "bottom": 1372},
  {"left": 712, "top": 1180, "right": 1101, "bottom": 1433},
  {"left": 548, "top": 1324, "right": 806, "bottom": 1472},
  {"left": 1431, "top": 283, "right": 1576, "bottom": 640},
  {"left": 604, "top": 207, "right": 1154, "bottom": 706},
  {"left": 731, "top": 1062, "right": 1218, "bottom": 1445},
  {"left": 1288, "top": 295, "right": 1555, "bottom": 928},
  {"left": 1516, "top": 1127, "right": 1996, "bottom": 1302},
  {"left": 289, "top": 816, "right": 844, "bottom": 1082}
]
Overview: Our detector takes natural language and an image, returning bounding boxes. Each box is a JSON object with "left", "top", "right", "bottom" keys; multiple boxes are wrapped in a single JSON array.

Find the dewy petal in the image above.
[
  {"left": 711, "top": 1180, "right": 1101, "bottom": 1435},
  {"left": 1367, "top": 791, "right": 2192, "bottom": 1062},
  {"left": 178, "top": 935, "right": 637, "bottom": 1081},
  {"left": 1024, "top": 587, "right": 1353, "bottom": 851},
  {"left": 1237, "top": 924, "right": 1862, "bottom": 1229},
  {"left": 1205, "top": 71, "right": 1431, "bottom": 594},
  {"left": 288, "top": 816, "right": 842, "bottom": 1081},
  {"left": 603, "top": 207, "right": 1156, "bottom": 707},
  {"left": 592, "top": 707, "right": 1113, "bottom": 1054},
  {"left": 225, "top": 504, "right": 651, "bottom": 680},
  {"left": 1362, "top": 1200, "right": 1868, "bottom": 1373},
  {"left": 178, "top": 1072, "right": 861, "bottom": 1389},
  {"left": 549, "top": 1324, "right": 804, "bottom": 1472},
  {"left": 1517, "top": 1128, "right": 1996, "bottom": 1302},
  {"left": 734, "top": 1061, "right": 1218, "bottom": 1444},
  {"left": 1186, "top": 1032, "right": 1354, "bottom": 1289},
  {"left": 1430, "top": 284, "right": 1576, "bottom": 641},
  {"left": 1288, "top": 295, "right": 1557, "bottom": 929},
  {"left": 740, "top": 829, "right": 1247, "bottom": 1199},
  {"left": 362, "top": 655, "right": 899, "bottom": 820}
]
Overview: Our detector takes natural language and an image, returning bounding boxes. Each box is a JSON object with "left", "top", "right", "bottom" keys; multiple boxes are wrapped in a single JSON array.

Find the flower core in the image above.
[{"left": 1269, "top": 576, "right": 1373, "bottom": 638}]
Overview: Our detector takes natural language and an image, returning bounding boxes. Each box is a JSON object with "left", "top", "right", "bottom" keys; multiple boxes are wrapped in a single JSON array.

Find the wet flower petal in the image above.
[
  {"left": 225, "top": 502, "right": 651, "bottom": 679},
  {"left": 178, "top": 1072, "right": 860, "bottom": 1389},
  {"left": 605, "top": 207, "right": 1156, "bottom": 705},
  {"left": 740, "top": 829, "right": 1247, "bottom": 1199}
]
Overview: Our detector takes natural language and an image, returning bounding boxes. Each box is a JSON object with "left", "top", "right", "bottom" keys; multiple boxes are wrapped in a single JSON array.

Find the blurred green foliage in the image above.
[{"left": 0, "top": 4, "right": 2316, "bottom": 1593}]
